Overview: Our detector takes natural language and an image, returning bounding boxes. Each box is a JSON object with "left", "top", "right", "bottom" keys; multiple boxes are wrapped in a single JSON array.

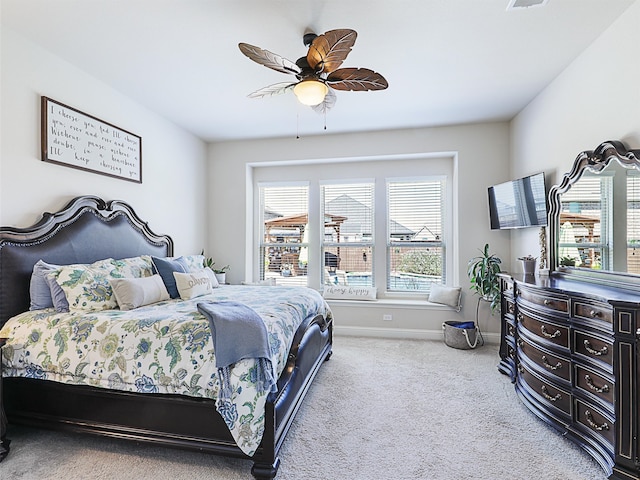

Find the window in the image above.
[
  {"left": 259, "top": 183, "right": 309, "bottom": 286},
  {"left": 253, "top": 155, "right": 454, "bottom": 296},
  {"left": 387, "top": 178, "right": 445, "bottom": 292},
  {"left": 322, "top": 182, "right": 374, "bottom": 287}
]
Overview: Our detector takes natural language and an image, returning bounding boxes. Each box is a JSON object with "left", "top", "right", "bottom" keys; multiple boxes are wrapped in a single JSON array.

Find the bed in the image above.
[{"left": 0, "top": 195, "right": 333, "bottom": 479}]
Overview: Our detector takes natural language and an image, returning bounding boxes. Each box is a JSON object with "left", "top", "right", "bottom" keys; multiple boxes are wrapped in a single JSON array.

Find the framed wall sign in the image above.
[{"left": 41, "top": 96, "right": 142, "bottom": 183}]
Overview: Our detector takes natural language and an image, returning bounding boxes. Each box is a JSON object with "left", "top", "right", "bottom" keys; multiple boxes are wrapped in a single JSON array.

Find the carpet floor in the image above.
[{"left": 0, "top": 335, "right": 605, "bottom": 480}]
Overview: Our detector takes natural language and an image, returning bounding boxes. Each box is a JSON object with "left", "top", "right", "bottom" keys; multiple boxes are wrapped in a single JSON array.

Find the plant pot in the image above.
[
  {"left": 521, "top": 259, "right": 536, "bottom": 276},
  {"left": 214, "top": 272, "right": 226, "bottom": 284}
]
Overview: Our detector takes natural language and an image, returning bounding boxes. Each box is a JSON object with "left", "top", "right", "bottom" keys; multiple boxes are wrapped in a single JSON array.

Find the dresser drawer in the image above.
[
  {"left": 519, "top": 311, "right": 570, "bottom": 349},
  {"left": 521, "top": 365, "right": 571, "bottom": 416},
  {"left": 574, "top": 365, "right": 614, "bottom": 407},
  {"left": 518, "top": 287, "right": 568, "bottom": 313},
  {"left": 573, "top": 300, "right": 612, "bottom": 325},
  {"left": 574, "top": 330, "right": 614, "bottom": 370},
  {"left": 574, "top": 399, "right": 614, "bottom": 447},
  {"left": 519, "top": 337, "right": 571, "bottom": 382}
]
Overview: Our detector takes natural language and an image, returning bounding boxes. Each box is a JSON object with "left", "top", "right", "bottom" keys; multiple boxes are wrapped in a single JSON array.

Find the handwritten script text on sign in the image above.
[{"left": 46, "top": 101, "right": 141, "bottom": 182}]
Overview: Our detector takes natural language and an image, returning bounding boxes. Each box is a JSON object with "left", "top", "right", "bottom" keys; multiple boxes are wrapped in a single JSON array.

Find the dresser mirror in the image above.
[{"left": 548, "top": 140, "right": 640, "bottom": 286}]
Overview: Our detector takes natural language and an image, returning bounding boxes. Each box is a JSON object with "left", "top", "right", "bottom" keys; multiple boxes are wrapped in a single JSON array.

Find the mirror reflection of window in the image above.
[
  {"left": 627, "top": 170, "right": 640, "bottom": 274},
  {"left": 558, "top": 174, "right": 611, "bottom": 270}
]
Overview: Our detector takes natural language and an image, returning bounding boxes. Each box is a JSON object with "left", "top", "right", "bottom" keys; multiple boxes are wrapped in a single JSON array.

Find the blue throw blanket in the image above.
[{"left": 197, "top": 301, "right": 277, "bottom": 401}]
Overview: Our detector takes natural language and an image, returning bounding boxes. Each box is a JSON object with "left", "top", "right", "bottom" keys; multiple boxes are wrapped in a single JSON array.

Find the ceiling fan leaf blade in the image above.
[
  {"left": 247, "top": 82, "right": 297, "bottom": 99},
  {"left": 326, "top": 68, "right": 389, "bottom": 91},
  {"left": 307, "top": 29, "right": 357, "bottom": 74},
  {"left": 239, "top": 43, "right": 300, "bottom": 75},
  {"left": 311, "top": 89, "right": 337, "bottom": 114}
]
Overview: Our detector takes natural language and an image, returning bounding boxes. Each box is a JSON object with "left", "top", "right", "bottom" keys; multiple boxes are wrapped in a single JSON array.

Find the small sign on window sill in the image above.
[{"left": 323, "top": 285, "right": 377, "bottom": 301}]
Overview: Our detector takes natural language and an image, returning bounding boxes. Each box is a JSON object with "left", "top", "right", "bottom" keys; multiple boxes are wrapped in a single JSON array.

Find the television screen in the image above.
[{"left": 488, "top": 172, "right": 548, "bottom": 230}]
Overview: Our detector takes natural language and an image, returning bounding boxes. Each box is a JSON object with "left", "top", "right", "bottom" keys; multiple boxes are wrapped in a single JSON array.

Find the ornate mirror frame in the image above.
[{"left": 548, "top": 140, "right": 640, "bottom": 289}]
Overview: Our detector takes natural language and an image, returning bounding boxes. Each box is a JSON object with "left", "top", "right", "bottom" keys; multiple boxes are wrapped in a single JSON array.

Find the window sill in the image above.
[{"left": 324, "top": 298, "right": 456, "bottom": 310}]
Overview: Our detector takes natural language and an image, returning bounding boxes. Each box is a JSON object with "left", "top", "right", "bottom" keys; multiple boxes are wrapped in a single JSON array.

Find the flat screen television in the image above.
[{"left": 488, "top": 172, "right": 547, "bottom": 230}]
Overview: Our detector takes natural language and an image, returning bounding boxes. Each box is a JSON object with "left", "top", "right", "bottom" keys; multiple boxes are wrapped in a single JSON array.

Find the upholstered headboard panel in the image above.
[{"left": 0, "top": 196, "right": 173, "bottom": 328}]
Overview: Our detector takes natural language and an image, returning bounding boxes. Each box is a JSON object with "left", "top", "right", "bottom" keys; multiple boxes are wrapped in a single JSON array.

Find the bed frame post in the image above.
[{"left": 251, "top": 399, "right": 280, "bottom": 479}]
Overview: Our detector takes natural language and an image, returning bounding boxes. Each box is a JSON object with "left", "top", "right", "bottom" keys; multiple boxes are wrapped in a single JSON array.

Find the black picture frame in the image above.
[{"left": 41, "top": 96, "right": 142, "bottom": 183}]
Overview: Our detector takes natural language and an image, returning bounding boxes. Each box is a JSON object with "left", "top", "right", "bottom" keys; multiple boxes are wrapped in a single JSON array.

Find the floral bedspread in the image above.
[{"left": 0, "top": 285, "right": 332, "bottom": 456}]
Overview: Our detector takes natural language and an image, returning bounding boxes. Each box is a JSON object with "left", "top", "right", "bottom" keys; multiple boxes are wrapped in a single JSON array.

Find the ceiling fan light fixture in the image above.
[{"left": 293, "top": 80, "right": 328, "bottom": 106}]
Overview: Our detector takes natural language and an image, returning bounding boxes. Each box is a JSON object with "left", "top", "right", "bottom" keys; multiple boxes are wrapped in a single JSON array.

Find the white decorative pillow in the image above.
[
  {"left": 202, "top": 267, "right": 220, "bottom": 288},
  {"left": 428, "top": 284, "right": 462, "bottom": 309},
  {"left": 173, "top": 270, "right": 214, "bottom": 300},
  {"left": 51, "top": 258, "right": 117, "bottom": 312},
  {"left": 110, "top": 275, "right": 170, "bottom": 310},
  {"left": 323, "top": 285, "right": 377, "bottom": 301}
]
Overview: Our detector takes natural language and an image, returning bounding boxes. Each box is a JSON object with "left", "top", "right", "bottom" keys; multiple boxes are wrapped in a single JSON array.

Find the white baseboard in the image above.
[{"left": 334, "top": 325, "right": 501, "bottom": 345}]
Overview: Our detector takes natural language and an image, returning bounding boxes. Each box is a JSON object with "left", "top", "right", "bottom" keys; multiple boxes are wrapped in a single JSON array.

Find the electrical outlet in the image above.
[{"left": 383, "top": 314, "right": 393, "bottom": 321}]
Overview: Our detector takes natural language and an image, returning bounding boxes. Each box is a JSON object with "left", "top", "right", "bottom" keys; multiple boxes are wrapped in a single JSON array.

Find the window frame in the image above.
[{"left": 251, "top": 154, "right": 457, "bottom": 298}]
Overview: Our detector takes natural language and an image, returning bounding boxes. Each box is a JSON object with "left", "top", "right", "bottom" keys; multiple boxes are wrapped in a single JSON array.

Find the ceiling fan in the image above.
[{"left": 238, "top": 29, "right": 388, "bottom": 112}]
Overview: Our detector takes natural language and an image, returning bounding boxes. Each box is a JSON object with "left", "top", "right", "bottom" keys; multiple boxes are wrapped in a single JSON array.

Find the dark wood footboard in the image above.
[{"left": 2, "top": 314, "right": 332, "bottom": 479}]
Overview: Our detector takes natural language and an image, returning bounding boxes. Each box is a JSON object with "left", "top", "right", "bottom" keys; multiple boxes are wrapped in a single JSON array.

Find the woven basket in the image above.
[{"left": 442, "top": 321, "right": 479, "bottom": 350}]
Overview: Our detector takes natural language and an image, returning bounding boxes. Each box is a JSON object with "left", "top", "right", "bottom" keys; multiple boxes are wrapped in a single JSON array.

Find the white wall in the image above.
[
  {"left": 0, "top": 27, "right": 208, "bottom": 254},
  {"left": 510, "top": 1, "right": 640, "bottom": 267},
  {"left": 208, "top": 122, "right": 510, "bottom": 338}
]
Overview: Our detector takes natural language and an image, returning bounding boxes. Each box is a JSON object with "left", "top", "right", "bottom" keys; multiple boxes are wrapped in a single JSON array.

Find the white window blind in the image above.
[
  {"left": 387, "top": 178, "right": 445, "bottom": 292},
  {"left": 321, "top": 182, "right": 374, "bottom": 287},
  {"left": 259, "top": 184, "right": 309, "bottom": 286}
]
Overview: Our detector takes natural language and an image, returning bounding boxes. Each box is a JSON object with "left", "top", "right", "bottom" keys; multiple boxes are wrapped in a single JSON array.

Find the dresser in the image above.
[{"left": 498, "top": 273, "right": 640, "bottom": 479}]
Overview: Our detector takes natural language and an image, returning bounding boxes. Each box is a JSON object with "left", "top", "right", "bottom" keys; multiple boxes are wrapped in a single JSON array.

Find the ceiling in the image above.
[{"left": 2, "top": 0, "right": 636, "bottom": 142}]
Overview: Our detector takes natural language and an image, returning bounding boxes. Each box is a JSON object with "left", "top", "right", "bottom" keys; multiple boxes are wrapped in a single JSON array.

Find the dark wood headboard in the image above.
[{"left": 0, "top": 196, "right": 174, "bottom": 327}]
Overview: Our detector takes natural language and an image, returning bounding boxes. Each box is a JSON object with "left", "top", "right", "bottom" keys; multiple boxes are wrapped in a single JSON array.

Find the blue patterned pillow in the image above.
[{"left": 51, "top": 258, "right": 117, "bottom": 312}]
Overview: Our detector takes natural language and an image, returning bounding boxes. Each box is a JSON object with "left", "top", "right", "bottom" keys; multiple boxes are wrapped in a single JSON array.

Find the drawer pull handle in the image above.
[
  {"left": 543, "top": 299, "right": 551, "bottom": 306},
  {"left": 517, "top": 313, "right": 523, "bottom": 321},
  {"left": 584, "top": 410, "right": 609, "bottom": 431},
  {"left": 541, "top": 385, "right": 561, "bottom": 402},
  {"left": 584, "top": 340, "right": 608, "bottom": 356},
  {"left": 589, "top": 309, "right": 601, "bottom": 318},
  {"left": 541, "top": 355, "right": 562, "bottom": 371},
  {"left": 540, "top": 325, "right": 561, "bottom": 339},
  {"left": 585, "top": 374, "right": 610, "bottom": 394}
]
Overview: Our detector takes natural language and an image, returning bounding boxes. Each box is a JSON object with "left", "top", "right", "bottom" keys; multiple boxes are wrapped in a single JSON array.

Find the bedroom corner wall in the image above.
[
  {"left": 0, "top": 27, "right": 208, "bottom": 255},
  {"left": 509, "top": 0, "right": 640, "bottom": 268},
  {"left": 207, "top": 123, "right": 510, "bottom": 338}
]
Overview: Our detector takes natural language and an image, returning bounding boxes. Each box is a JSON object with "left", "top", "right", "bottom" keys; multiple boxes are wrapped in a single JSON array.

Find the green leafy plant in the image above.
[
  {"left": 467, "top": 243, "right": 502, "bottom": 313},
  {"left": 559, "top": 256, "right": 576, "bottom": 267},
  {"left": 202, "top": 250, "right": 229, "bottom": 274}
]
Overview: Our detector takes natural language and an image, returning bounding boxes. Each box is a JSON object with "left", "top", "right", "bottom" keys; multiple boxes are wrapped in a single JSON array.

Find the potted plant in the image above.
[
  {"left": 467, "top": 243, "right": 502, "bottom": 313},
  {"left": 560, "top": 256, "right": 577, "bottom": 267},
  {"left": 202, "top": 252, "right": 230, "bottom": 284},
  {"left": 518, "top": 254, "right": 537, "bottom": 276}
]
